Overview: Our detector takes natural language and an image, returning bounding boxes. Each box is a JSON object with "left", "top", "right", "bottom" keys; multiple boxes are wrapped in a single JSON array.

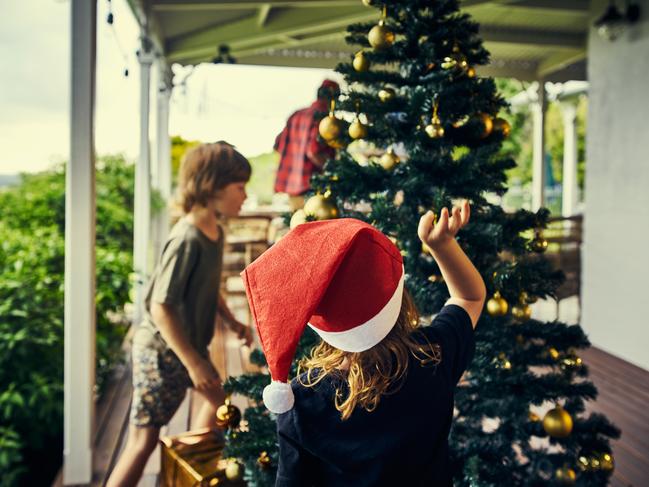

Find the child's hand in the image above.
[
  {"left": 188, "top": 358, "right": 221, "bottom": 392},
  {"left": 418, "top": 200, "right": 470, "bottom": 252},
  {"left": 236, "top": 322, "right": 254, "bottom": 347}
]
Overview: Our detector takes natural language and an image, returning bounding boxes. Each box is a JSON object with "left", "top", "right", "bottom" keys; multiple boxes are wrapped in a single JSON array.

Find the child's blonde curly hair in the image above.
[{"left": 298, "top": 289, "right": 441, "bottom": 420}]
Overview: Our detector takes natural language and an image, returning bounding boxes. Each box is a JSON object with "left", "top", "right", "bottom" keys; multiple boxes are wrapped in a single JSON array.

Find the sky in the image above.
[{"left": 0, "top": 0, "right": 344, "bottom": 175}]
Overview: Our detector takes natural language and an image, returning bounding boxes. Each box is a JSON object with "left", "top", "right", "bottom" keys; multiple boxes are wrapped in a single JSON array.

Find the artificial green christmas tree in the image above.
[{"left": 224, "top": 1, "right": 619, "bottom": 485}]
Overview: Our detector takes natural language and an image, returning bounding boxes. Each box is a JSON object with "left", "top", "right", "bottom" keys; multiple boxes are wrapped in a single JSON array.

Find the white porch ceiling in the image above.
[{"left": 127, "top": 0, "right": 590, "bottom": 81}]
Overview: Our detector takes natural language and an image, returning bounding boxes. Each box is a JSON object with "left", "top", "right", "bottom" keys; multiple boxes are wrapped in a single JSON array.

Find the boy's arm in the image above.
[
  {"left": 151, "top": 302, "right": 221, "bottom": 390},
  {"left": 418, "top": 201, "right": 486, "bottom": 328},
  {"left": 217, "top": 292, "right": 254, "bottom": 346}
]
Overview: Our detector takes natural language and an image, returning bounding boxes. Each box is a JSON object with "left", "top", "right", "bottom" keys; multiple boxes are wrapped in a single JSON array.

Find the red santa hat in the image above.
[{"left": 241, "top": 218, "right": 404, "bottom": 414}]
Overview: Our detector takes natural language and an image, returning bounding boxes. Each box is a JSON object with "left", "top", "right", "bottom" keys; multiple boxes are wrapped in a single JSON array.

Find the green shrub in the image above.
[{"left": 0, "top": 154, "right": 141, "bottom": 485}]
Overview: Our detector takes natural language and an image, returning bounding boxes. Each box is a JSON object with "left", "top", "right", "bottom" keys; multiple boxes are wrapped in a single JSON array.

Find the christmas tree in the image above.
[{"left": 223, "top": 1, "right": 619, "bottom": 485}]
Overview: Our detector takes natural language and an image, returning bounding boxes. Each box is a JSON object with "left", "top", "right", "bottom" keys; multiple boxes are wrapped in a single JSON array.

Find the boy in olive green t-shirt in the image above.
[{"left": 108, "top": 142, "right": 254, "bottom": 487}]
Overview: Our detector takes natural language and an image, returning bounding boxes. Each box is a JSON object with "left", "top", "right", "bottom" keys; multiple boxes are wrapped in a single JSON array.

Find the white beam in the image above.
[
  {"left": 480, "top": 26, "right": 586, "bottom": 49},
  {"left": 153, "top": 64, "right": 173, "bottom": 260},
  {"left": 133, "top": 41, "right": 155, "bottom": 325},
  {"left": 152, "top": 0, "right": 361, "bottom": 11},
  {"left": 531, "top": 81, "right": 547, "bottom": 211},
  {"left": 64, "top": 0, "right": 96, "bottom": 484},
  {"left": 561, "top": 102, "right": 579, "bottom": 216},
  {"left": 463, "top": 0, "right": 588, "bottom": 14},
  {"left": 537, "top": 49, "right": 587, "bottom": 78},
  {"left": 258, "top": 4, "right": 272, "bottom": 27}
]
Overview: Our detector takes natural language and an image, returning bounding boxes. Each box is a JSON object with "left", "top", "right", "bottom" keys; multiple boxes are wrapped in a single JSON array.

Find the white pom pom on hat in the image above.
[
  {"left": 263, "top": 381, "right": 295, "bottom": 414},
  {"left": 241, "top": 218, "right": 404, "bottom": 414}
]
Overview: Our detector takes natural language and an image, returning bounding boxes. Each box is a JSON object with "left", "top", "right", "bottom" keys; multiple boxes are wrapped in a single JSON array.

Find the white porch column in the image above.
[
  {"left": 64, "top": 0, "right": 96, "bottom": 484},
  {"left": 561, "top": 101, "right": 579, "bottom": 217},
  {"left": 531, "top": 81, "right": 548, "bottom": 211},
  {"left": 133, "top": 40, "right": 154, "bottom": 325},
  {"left": 152, "top": 65, "right": 173, "bottom": 260}
]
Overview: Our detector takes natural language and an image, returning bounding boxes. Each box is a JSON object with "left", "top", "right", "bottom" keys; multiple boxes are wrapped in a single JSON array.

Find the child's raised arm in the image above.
[{"left": 418, "top": 200, "right": 486, "bottom": 328}]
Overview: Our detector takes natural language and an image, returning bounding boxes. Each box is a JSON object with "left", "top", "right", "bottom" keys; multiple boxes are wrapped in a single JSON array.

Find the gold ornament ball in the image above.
[
  {"left": 378, "top": 87, "right": 396, "bottom": 102},
  {"left": 467, "top": 66, "right": 476, "bottom": 78},
  {"left": 326, "top": 138, "right": 346, "bottom": 150},
  {"left": 304, "top": 194, "right": 339, "bottom": 221},
  {"left": 493, "top": 352, "right": 512, "bottom": 370},
  {"left": 543, "top": 406, "right": 573, "bottom": 438},
  {"left": 476, "top": 112, "right": 494, "bottom": 139},
  {"left": 555, "top": 466, "right": 576, "bottom": 485},
  {"left": 353, "top": 51, "right": 370, "bottom": 72},
  {"left": 225, "top": 460, "right": 244, "bottom": 481},
  {"left": 511, "top": 303, "right": 532, "bottom": 322},
  {"left": 425, "top": 123, "right": 445, "bottom": 138},
  {"left": 379, "top": 149, "right": 400, "bottom": 170},
  {"left": 599, "top": 452, "right": 615, "bottom": 472},
  {"left": 368, "top": 21, "right": 395, "bottom": 51},
  {"left": 289, "top": 209, "right": 307, "bottom": 230},
  {"left": 548, "top": 347, "right": 560, "bottom": 360},
  {"left": 486, "top": 292, "right": 508, "bottom": 317},
  {"left": 493, "top": 117, "right": 511, "bottom": 138},
  {"left": 215, "top": 399, "right": 242, "bottom": 429},
  {"left": 318, "top": 114, "right": 343, "bottom": 141},
  {"left": 349, "top": 118, "right": 368, "bottom": 139},
  {"left": 257, "top": 451, "right": 271, "bottom": 469},
  {"left": 529, "top": 234, "right": 548, "bottom": 253}
]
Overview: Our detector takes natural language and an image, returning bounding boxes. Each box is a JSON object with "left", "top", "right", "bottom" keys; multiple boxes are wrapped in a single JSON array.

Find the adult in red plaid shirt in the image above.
[{"left": 274, "top": 79, "right": 340, "bottom": 210}]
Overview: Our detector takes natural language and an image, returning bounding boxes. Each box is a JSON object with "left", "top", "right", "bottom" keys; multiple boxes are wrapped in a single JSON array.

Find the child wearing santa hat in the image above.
[{"left": 241, "top": 200, "right": 486, "bottom": 486}]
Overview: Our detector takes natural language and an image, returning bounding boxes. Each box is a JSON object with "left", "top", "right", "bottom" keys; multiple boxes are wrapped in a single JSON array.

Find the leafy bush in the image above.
[{"left": 0, "top": 154, "right": 141, "bottom": 485}]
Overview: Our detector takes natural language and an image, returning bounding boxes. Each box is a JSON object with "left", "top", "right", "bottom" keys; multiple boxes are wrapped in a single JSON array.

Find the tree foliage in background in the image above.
[
  {"left": 0, "top": 155, "right": 139, "bottom": 485},
  {"left": 224, "top": 1, "right": 616, "bottom": 486}
]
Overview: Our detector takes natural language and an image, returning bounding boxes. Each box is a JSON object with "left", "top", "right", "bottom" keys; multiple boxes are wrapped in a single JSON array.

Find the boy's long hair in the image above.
[
  {"left": 176, "top": 141, "right": 251, "bottom": 213},
  {"left": 297, "top": 289, "right": 441, "bottom": 420}
]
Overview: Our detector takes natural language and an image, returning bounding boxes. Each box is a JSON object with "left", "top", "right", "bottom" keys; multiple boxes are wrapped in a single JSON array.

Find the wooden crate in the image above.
[{"left": 160, "top": 428, "right": 245, "bottom": 487}]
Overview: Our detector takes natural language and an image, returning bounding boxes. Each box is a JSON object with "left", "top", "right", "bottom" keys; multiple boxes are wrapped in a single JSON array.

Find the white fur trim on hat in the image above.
[
  {"left": 263, "top": 380, "right": 295, "bottom": 414},
  {"left": 307, "top": 266, "right": 405, "bottom": 352}
]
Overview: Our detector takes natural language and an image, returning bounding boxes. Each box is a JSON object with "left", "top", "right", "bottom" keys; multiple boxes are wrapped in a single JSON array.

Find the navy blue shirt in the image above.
[{"left": 276, "top": 304, "right": 475, "bottom": 487}]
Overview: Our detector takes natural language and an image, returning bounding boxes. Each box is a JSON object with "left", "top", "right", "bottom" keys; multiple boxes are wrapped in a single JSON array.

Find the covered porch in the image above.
[{"left": 60, "top": 0, "right": 649, "bottom": 485}]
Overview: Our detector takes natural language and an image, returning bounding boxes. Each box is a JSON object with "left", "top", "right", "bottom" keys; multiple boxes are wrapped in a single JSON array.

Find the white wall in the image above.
[{"left": 583, "top": 0, "right": 649, "bottom": 370}]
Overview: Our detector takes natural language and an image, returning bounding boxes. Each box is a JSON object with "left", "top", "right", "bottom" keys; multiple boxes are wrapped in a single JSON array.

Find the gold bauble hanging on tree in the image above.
[
  {"left": 486, "top": 291, "right": 509, "bottom": 317},
  {"left": 467, "top": 66, "right": 476, "bottom": 78},
  {"left": 425, "top": 97, "right": 444, "bottom": 138},
  {"left": 379, "top": 148, "right": 400, "bottom": 170},
  {"left": 319, "top": 113, "right": 343, "bottom": 141},
  {"left": 425, "top": 122, "right": 445, "bottom": 138},
  {"left": 475, "top": 112, "right": 494, "bottom": 139},
  {"left": 555, "top": 466, "right": 577, "bottom": 485},
  {"left": 368, "top": 20, "right": 395, "bottom": 51},
  {"left": 543, "top": 405, "right": 573, "bottom": 438},
  {"left": 257, "top": 451, "right": 272, "bottom": 469},
  {"left": 512, "top": 303, "right": 532, "bottom": 322},
  {"left": 353, "top": 50, "right": 370, "bottom": 72},
  {"left": 225, "top": 459, "right": 245, "bottom": 481},
  {"left": 529, "top": 230, "right": 548, "bottom": 253},
  {"left": 304, "top": 193, "right": 339, "bottom": 221},
  {"left": 493, "top": 117, "right": 511, "bottom": 138},
  {"left": 599, "top": 452, "right": 615, "bottom": 472},
  {"left": 326, "top": 138, "right": 346, "bottom": 150},
  {"left": 349, "top": 117, "right": 368, "bottom": 139},
  {"left": 215, "top": 398, "right": 242, "bottom": 429},
  {"left": 289, "top": 209, "right": 307, "bottom": 230},
  {"left": 378, "top": 87, "right": 396, "bottom": 102}
]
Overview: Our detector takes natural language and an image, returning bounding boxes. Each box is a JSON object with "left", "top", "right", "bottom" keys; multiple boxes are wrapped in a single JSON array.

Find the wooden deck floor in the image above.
[{"left": 57, "top": 294, "right": 648, "bottom": 486}]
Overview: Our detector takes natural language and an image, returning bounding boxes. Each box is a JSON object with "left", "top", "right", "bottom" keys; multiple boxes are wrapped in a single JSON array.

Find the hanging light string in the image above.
[{"left": 105, "top": 0, "right": 131, "bottom": 77}]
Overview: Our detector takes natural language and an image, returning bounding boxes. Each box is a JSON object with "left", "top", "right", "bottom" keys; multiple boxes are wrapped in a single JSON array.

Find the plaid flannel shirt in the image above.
[{"left": 274, "top": 100, "right": 335, "bottom": 196}]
